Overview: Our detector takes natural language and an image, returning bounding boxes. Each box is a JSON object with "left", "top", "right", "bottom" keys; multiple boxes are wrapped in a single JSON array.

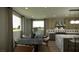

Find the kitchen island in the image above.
[
  {"left": 55, "top": 34, "right": 79, "bottom": 52},
  {"left": 47, "top": 29, "right": 79, "bottom": 52}
]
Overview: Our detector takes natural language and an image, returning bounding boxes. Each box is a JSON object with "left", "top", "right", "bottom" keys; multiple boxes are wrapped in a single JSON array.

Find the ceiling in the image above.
[{"left": 13, "top": 7, "right": 79, "bottom": 19}]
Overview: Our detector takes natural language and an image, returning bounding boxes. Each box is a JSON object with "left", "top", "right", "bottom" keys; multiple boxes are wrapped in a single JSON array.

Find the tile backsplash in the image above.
[{"left": 47, "top": 29, "right": 79, "bottom": 34}]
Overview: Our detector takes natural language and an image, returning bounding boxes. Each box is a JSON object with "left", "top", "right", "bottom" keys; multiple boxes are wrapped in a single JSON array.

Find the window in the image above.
[
  {"left": 13, "top": 14, "right": 21, "bottom": 31},
  {"left": 32, "top": 20, "right": 44, "bottom": 37},
  {"left": 70, "top": 20, "right": 79, "bottom": 24},
  {"left": 33, "top": 21, "right": 44, "bottom": 28}
]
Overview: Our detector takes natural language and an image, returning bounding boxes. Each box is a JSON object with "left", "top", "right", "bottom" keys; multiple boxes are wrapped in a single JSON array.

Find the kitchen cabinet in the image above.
[
  {"left": 49, "top": 33, "right": 55, "bottom": 41},
  {"left": 64, "top": 38, "right": 79, "bottom": 52}
]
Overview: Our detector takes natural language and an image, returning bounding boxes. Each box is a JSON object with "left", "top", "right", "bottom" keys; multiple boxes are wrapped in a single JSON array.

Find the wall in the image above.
[
  {"left": 44, "top": 17, "right": 64, "bottom": 34},
  {"left": 0, "top": 8, "right": 13, "bottom": 51},
  {"left": 45, "top": 18, "right": 57, "bottom": 29},
  {"left": 44, "top": 10, "right": 79, "bottom": 30},
  {"left": 21, "top": 16, "right": 32, "bottom": 36},
  {"left": 44, "top": 16, "right": 79, "bottom": 35},
  {"left": 64, "top": 17, "right": 79, "bottom": 29}
]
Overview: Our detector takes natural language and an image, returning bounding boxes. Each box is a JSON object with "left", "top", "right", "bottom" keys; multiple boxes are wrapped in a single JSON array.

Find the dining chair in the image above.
[{"left": 42, "top": 36, "right": 50, "bottom": 46}]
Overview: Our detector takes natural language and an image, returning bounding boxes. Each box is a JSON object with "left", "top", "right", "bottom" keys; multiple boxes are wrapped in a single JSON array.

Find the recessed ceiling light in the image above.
[{"left": 25, "top": 7, "right": 28, "bottom": 9}]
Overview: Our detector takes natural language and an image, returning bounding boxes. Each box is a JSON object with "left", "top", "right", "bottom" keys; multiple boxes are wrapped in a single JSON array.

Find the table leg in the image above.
[{"left": 34, "top": 45, "right": 38, "bottom": 52}]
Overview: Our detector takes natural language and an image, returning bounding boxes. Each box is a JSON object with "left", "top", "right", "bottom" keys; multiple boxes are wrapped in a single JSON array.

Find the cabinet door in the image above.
[
  {"left": 49, "top": 34, "right": 55, "bottom": 41},
  {"left": 76, "top": 43, "right": 79, "bottom": 52},
  {"left": 64, "top": 38, "right": 69, "bottom": 52},
  {"left": 68, "top": 41, "right": 75, "bottom": 52},
  {"left": 64, "top": 38, "right": 79, "bottom": 52},
  {"left": 64, "top": 38, "right": 75, "bottom": 52}
]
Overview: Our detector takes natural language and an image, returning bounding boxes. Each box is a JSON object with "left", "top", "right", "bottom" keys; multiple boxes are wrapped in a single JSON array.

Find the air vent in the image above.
[{"left": 69, "top": 9, "right": 79, "bottom": 11}]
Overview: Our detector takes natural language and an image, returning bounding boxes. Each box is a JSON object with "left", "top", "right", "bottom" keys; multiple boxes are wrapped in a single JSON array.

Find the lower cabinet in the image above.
[
  {"left": 64, "top": 38, "right": 79, "bottom": 52},
  {"left": 49, "top": 33, "right": 55, "bottom": 41},
  {"left": 64, "top": 38, "right": 70, "bottom": 52}
]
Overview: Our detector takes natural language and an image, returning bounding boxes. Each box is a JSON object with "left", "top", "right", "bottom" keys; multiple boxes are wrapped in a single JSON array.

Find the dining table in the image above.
[{"left": 15, "top": 38, "right": 43, "bottom": 52}]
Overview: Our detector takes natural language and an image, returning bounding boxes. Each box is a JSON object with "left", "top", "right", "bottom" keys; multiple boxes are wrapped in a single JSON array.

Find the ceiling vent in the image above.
[{"left": 69, "top": 9, "right": 79, "bottom": 11}]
